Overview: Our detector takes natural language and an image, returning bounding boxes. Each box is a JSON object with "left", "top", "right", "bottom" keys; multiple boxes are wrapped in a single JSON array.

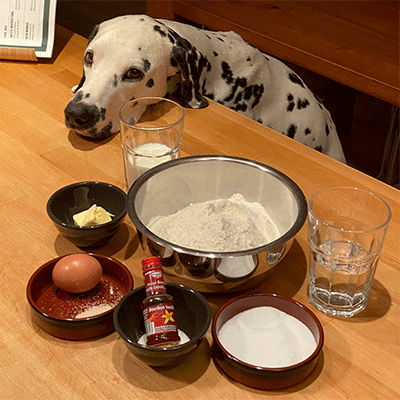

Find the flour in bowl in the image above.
[{"left": 147, "top": 194, "right": 280, "bottom": 252}]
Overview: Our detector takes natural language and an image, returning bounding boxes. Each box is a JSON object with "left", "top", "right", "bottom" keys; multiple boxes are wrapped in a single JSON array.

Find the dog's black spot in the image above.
[
  {"left": 288, "top": 72, "right": 305, "bottom": 88},
  {"left": 213, "top": 51, "right": 218, "bottom": 57},
  {"left": 305, "top": 128, "right": 311, "bottom": 135},
  {"left": 314, "top": 145, "right": 323, "bottom": 153},
  {"left": 257, "top": 118, "right": 263, "bottom": 124},
  {"left": 113, "top": 74, "right": 118, "bottom": 87},
  {"left": 100, "top": 108, "right": 106, "bottom": 120},
  {"left": 234, "top": 103, "right": 248, "bottom": 112},
  {"left": 287, "top": 124, "right": 297, "bottom": 138},
  {"left": 139, "top": 18, "right": 144, "bottom": 22},
  {"left": 217, "top": 37, "right": 224, "bottom": 42},
  {"left": 297, "top": 98, "right": 310, "bottom": 109},
  {"left": 221, "top": 61, "right": 234, "bottom": 84},
  {"left": 263, "top": 54, "right": 270, "bottom": 61},
  {"left": 207, "top": 62, "right": 211, "bottom": 72},
  {"left": 170, "top": 57, "right": 178, "bottom": 67},
  {"left": 247, "top": 57, "right": 251, "bottom": 62},
  {"left": 74, "top": 91, "right": 84, "bottom": 102},
  {"left": 287, "top": 93, "right": 295, "bottom": 111},
  {"left": 86, "top": 121, "right": 113, "bottom": 140},
  {"left": 154, "top": 25, "right": 167, "bottom": 37},
  {"left": 243, "top": 86, "right": 253, "bottom": 101},
  {"left": 325, "top": 123, "right": 330, "bottom": 135},
  {"left": 85, "top": 93, "right": 90, "bottom": 98},
  {"left": 143, "top": 59, "right": 151, "bottom": 72},
  {"left": 170, "top": 30, "right": 210, "bottom": 108},
  {"left": 87, "top": 25, "right": 99, "bottom": 44},
  {"left": 146, "top": 78, "right": 154, "bottom": 88},
  {"left": 138, "top": 47, "right": 141, "bottom": 51},
  {"left": 167, "top": 33, "right": 176, "bottom": 44},
  {"left": 221, "top": 61, "right": 264, "bottom": 109},
  {"left": 206, "top": 34, "right": 211, "bottom": 40}
]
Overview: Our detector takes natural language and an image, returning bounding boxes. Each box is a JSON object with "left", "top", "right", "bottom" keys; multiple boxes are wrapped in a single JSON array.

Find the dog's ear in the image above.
[{"left": 169, "top": 32, "right": 209, "bottom": 109}]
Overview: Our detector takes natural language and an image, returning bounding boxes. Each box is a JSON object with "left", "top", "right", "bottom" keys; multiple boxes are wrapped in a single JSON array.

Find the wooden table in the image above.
[
  {"left": 148, "top": 0, "right": 400, "bottom": 107},
  {"left": 1, "top": 25, "right": 399, "bottom": 400}
]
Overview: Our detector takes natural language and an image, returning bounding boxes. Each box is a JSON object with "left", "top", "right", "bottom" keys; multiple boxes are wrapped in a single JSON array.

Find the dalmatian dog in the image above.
[{"left": 64, "top": 15, "right": 346, "bottom": 162}]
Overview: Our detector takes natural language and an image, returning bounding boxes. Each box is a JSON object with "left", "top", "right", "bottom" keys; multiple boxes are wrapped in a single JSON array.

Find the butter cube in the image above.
[{"left": 73, "top": 204, "right": 113, "bottom": 227}]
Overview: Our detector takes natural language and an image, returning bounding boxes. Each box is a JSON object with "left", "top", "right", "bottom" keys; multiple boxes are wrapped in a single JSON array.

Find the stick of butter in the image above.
[{"left": 73, "top": 204, "right": 114, "bottom": 227}]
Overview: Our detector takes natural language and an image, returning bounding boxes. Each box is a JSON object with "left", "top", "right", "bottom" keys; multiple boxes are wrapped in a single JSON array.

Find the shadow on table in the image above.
[
  {"left": 67, "top": 129, "right": 116, "bottom": 151},
  {"left": 112, "top": 336, "right": 212, "bottom": 390},
  {"left": 53, "top": 222, "right": 138, "bottom": 258},
  {"left": 341, "top": 278, "right": 391, "bottom": 322},
  {"left": 205, "top": 238, "right": 308, "bottom": 311}
]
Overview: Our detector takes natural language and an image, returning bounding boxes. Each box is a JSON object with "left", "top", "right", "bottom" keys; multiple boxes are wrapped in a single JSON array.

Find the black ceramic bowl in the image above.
[
  {"left": 212, "top": 293, "right": 324, "bottom": 390},
  {"left": 114, "top": 283, "right": 212, "bottom": 367},
  {"left": 47, "top": 181, "right": 127, "bottom": 247},
  {"left": 27, "top": 253, "right": 133, "bottom": 340}
]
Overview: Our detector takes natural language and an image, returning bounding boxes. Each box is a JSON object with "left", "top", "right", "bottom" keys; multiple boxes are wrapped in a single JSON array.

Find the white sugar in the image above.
[{"left": 218, "top": 306, "right": 317, "bottom": 368}]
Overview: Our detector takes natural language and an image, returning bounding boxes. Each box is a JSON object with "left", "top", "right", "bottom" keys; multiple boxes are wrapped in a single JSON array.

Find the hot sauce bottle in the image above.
[{"left": 141, "top": 256, "right": 180, "bottom": 347}]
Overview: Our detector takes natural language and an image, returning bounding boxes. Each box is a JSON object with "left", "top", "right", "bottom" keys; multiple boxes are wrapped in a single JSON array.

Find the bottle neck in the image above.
[{"left": 143, "top": 266, "right": 167, "bottom": 297}]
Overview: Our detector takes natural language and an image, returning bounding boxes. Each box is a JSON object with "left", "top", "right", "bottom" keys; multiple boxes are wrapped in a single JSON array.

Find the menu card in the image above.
[{"left": 0, "top": 0, "right": 57, "bottom": 60}]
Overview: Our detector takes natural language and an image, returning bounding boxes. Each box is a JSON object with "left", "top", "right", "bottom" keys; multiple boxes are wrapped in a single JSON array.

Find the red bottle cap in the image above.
[{"left": 141, "top": 256, "right": 162, "bottom": 270}]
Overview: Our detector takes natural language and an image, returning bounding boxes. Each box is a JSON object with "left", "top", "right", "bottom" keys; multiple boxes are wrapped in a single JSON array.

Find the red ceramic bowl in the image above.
[
  {"left": 212, "top": 293, "right": 324, "bottom": 390},
  {"left": 27, "top": 253, "right": 133, "bottom": 340}
]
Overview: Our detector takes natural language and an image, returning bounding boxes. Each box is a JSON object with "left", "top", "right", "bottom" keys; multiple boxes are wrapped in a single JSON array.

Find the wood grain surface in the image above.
[
  {"left": 1, "top": 25, "right": 399, "bottom": 400},
  {"left": 147, "top": 0, "right": 400, "bottom": 106}
]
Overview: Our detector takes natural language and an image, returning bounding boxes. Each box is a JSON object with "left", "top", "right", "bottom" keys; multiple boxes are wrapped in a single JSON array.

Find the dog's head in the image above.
[{"left": 64, "top": 15, "right": 209, "bottom": 139}]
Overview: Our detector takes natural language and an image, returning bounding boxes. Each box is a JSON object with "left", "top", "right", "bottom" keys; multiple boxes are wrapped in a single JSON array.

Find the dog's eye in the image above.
[
  {"left": 84, "top": 51, "right": 94, "bottom": 65},
  {"left": 123, "top": 68, "right": 143, "bottom": 81}
]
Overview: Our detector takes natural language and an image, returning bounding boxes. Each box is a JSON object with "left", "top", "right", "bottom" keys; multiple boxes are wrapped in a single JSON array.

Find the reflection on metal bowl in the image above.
[{"left": 128, "top": 155, "right": 307, "bottom": 293}]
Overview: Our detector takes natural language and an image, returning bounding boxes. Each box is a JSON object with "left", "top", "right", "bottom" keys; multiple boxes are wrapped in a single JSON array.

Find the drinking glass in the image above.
[
  {"left": 308, "top": 187, "right": 391, "bottom": 317},
  {"left": 119, "top": 97, "right": 184, "bottom": 190}
]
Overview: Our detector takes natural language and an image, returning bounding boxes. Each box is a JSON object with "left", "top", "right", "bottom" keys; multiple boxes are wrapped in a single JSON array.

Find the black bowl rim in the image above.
[
  {"left": 127, "top": 155, "right": 307, "bottom": 257},
  {"left": 47, "top": 181, "right": 127, "bottom": 230},
  {"left": 212, "top": 293, "right": 324, "bottom": 372},
  {"left": 26, "top": 253, "right": 133, "bottom": 324},
  {"left": 113, "top": 282, "right": 212, "bottom": 352}
]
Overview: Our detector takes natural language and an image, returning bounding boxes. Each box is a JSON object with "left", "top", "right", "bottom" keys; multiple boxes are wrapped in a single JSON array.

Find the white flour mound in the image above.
[{"left": 147, "top": 193, "right": 281, "bottom": 252}]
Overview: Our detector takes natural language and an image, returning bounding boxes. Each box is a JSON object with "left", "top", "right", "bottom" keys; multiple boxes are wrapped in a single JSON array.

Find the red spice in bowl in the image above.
[{"left": 27, "top": 253, "right": 133, "bottom": 340}]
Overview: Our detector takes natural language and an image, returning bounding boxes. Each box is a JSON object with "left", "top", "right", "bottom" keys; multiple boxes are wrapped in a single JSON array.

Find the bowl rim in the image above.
[
  {"left": 212, "top": 293, "right": 324, "bottom": 372},
  {"left": 26, "top": 253, "right": 133, "bottom": 323},
  {"left": 47, "top": 181, "right": 127, "bottom": 230},
  {"left": 113, "top": 282, "right": 212, "bottom": 352},
  {"left": 127, "top": 155, "right": 307, "bottom": 257}
]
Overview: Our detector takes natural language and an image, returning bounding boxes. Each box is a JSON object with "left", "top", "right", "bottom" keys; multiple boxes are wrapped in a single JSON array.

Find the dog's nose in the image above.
[{"left": 64, "top": 101, "right": 99, "bottom": 130}]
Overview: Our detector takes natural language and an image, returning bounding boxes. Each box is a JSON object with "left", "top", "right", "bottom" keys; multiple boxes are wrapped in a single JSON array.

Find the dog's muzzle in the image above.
[
  {"left": 64, "top": 98, "right": 114, "bottom": 139},
  {"left": 64, "top": 100, "right": 101, "bottom": 131}
]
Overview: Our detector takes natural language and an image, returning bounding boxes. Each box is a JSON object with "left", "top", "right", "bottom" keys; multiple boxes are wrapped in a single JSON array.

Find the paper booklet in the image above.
[{"left": 0, "top": 0, "right": 57, "bottom": 61}]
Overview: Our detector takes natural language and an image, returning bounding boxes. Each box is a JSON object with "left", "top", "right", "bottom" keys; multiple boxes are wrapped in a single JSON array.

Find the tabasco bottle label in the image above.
[{"left": 143, "top": 303, "right": 179, "bottom": 345}]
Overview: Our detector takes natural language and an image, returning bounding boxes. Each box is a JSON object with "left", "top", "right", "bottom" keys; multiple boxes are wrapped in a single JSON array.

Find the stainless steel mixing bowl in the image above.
[{"left": 127, "top": 155, "right": 307, "bottom": 292}]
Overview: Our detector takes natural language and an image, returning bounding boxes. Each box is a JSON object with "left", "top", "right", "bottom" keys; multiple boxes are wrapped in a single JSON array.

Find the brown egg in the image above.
[{"left": 52, "top": 254, "right": 103, "bottom": 293}]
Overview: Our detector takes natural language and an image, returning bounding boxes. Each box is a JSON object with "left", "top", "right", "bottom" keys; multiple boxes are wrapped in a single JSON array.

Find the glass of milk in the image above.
[{"left": 119, "top": 97, "right": 185, "bottom": 190}]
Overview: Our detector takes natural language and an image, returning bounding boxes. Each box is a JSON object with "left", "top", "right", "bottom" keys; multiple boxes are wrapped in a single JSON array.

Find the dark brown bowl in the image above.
[
  {"left": 212, "top": 293, "right": 324, "bottom": 390},
  {"left": 27, "top": 254, "right": 133, "bottom": 340},
  {"left": 113, "top": 283, "right": 212, "bottom": 367},
  {"left": 47, "top": 181, "right": 127, "bottom": 247}
]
